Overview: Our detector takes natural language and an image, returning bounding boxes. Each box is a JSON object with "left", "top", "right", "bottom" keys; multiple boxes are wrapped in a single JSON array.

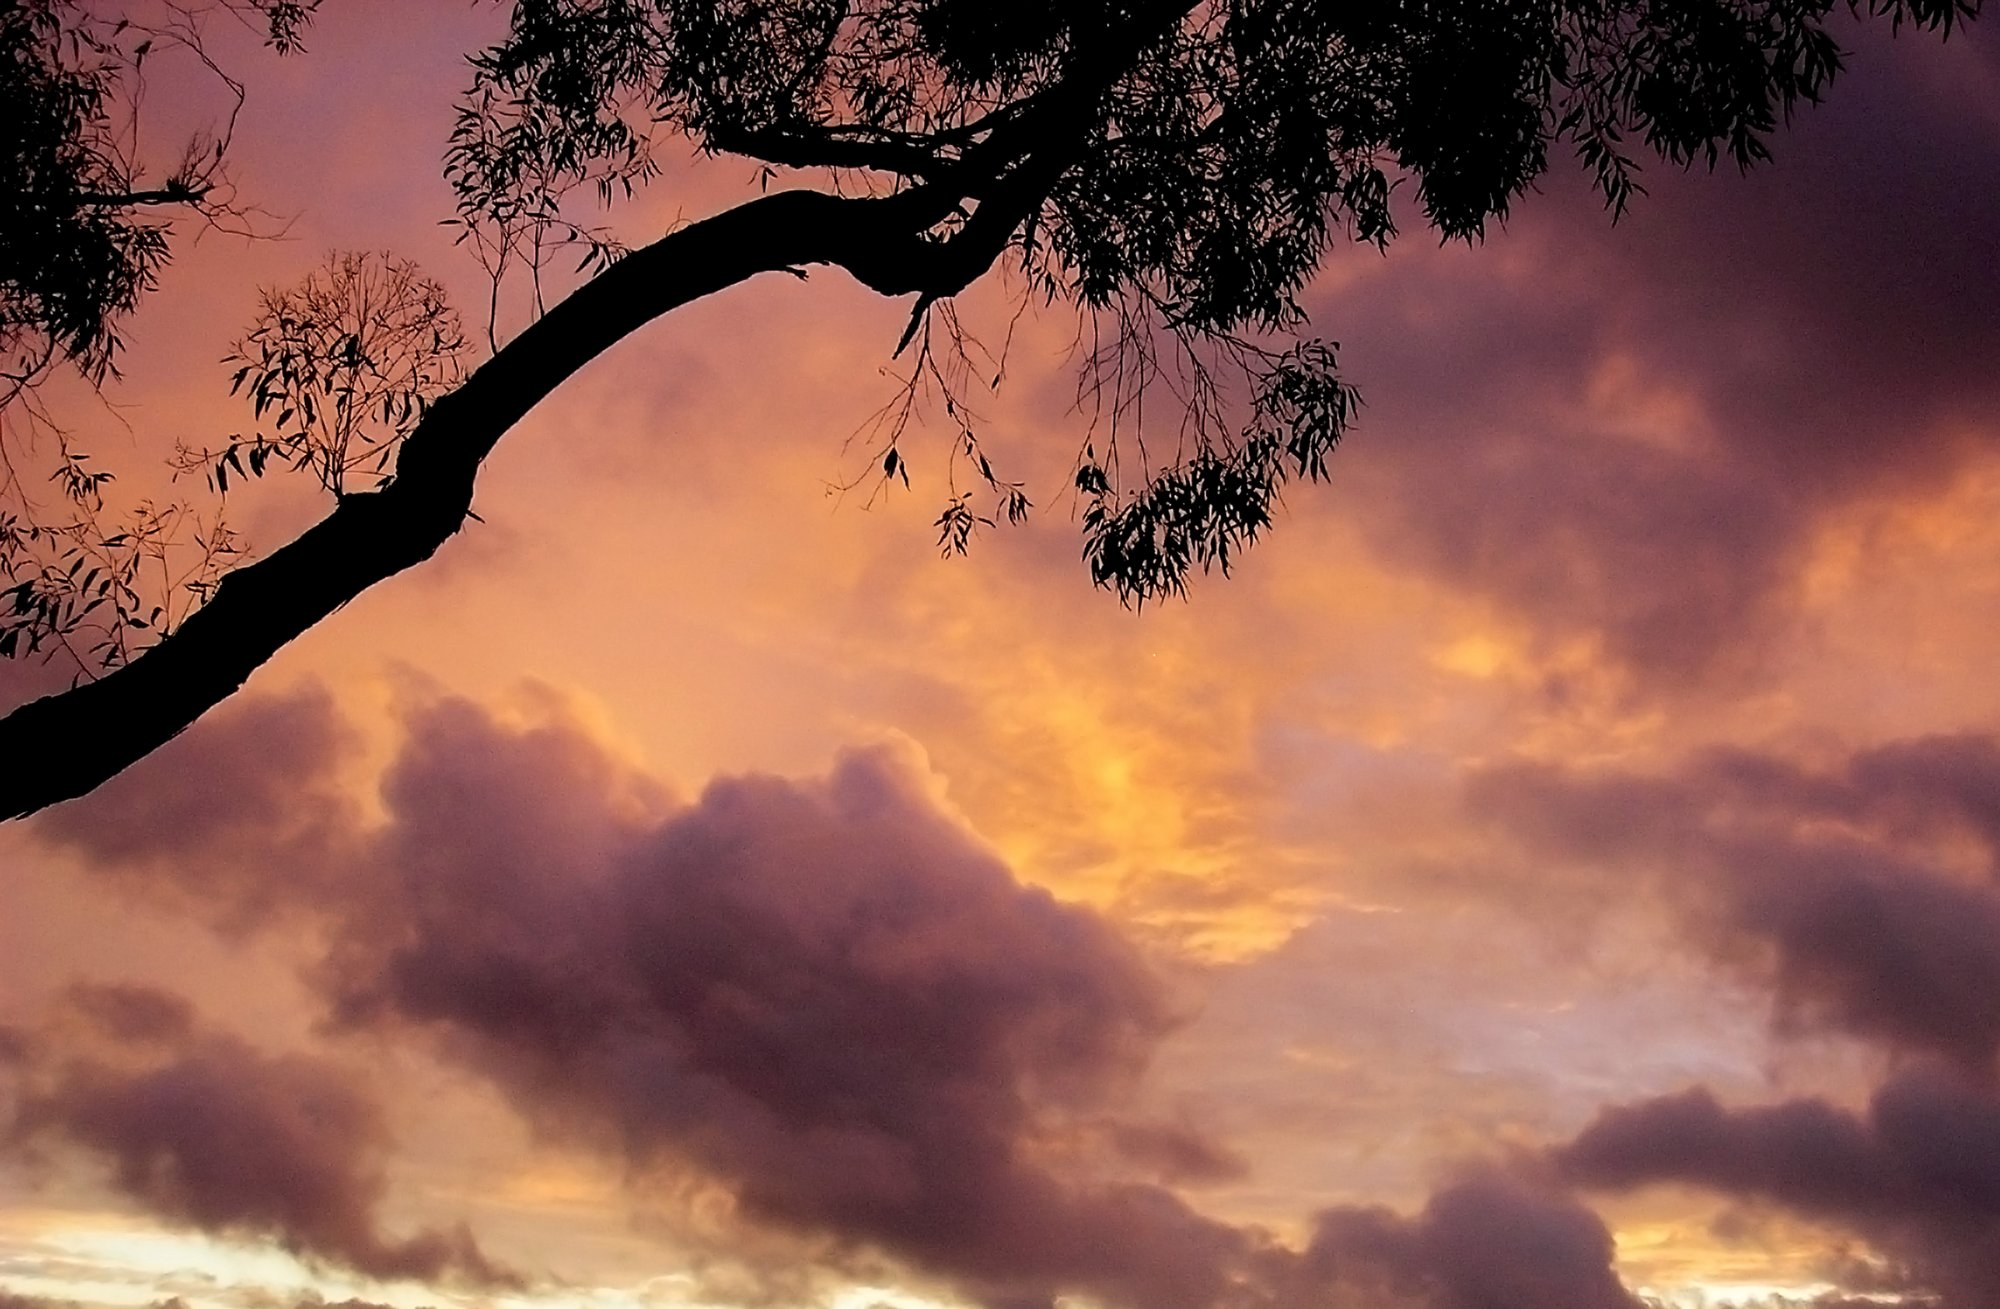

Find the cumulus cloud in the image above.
[
  {"left": 1473, "top": 728, "right": 2000, "bottom": 1303},
  {"left": 322, "top": 701, "right": 1265, "bottom": 1309},
  {"left": 1300, "top": 1169, "right": 1644, "bottom": 1309},
  {"left": 1557, "top": 1063, "right": 2000, "bottom": 1307},
  {"left": 4, "top": 984, "right": 513, "bottom": 1289},
  {"left": 34, "top": 688, "right": 1658, "bottom": 1309},
  {"left": 1470, "top": 733, "right": 2000, "bottom": 1065},
  {"left": 34, "top": 694, "right": 1256, "bottom": 1307}
]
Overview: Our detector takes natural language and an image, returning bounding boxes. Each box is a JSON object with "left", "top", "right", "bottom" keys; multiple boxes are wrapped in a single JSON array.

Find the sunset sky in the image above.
[{"left": 6, "top": 4, "right": 2000, "bottom": 1308}]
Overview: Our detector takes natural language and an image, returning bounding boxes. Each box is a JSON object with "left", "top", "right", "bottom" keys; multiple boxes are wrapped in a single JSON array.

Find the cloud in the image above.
[
  {"left": 1316, "top": 19, "right": 2000, "bottom": 679},
  {"left": 32, "top": 685, "right": 361, "bottom": 926},
  {"left": 34, "top": 693, "right": 1266, "bottom": 1308},
  {"left": 318, "top": 701, "right": 1262, "bottom": 1309},
  {"left": 1300, "top": 1169, "right": 1644, "bottom": 1309},
  {"left": 4, "top": 985, "right": 513, "bottom": 1289},
  {"left": 57, "top": 983, "right": 196, "bottom": 1045},
  {"left": 0, "top": 1289, "right": 407, "bottom": 1309},
  {"left": 0, "top": 1293, "right": 79, "bottom": 1309},
  {"left": 1469, "top": 732, "right": 2000, "bottom": 1066},
  {"left": 1476, "top": 725, "right": 2000, "bottom": 1303},
  {"left": 31, "top": 688, "right": 1666, "bottom": 1309},
  {"left": 1557, "top": 1063, "right": 2000, "bottom": 1307},
  {"left": 1102, "top": 1120, "right": 1247, "bottom": 1185},
  {"left": 0, "top": 1295, "right": 185, "bottom": 1309}
]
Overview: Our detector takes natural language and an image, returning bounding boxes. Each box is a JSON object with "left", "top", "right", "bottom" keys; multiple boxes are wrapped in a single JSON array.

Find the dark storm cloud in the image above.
[
  {"left": 33, "top": 693, "right": 1266, "bottom": 1308},
  {"left": 1470, "top": 732, "right": 2000, "bottom": 1065},
  {"left": 1557, "top": 1063, "right": 2000, "bottom": 1307},
  {"left": 33, "top": 691, "right": 1664, "bottom": 1308},
  {"left": 1475, "top": 720, "right": 2000, "bottom": 1303},
  {"left": 1582, "top": 31, "right": 2000, "bottom": 476},
  {"left": 4, "top": 985, "right": 513, "bottom": 1289},
  {"left": 318, "top": 700, "right": 1261, "bottom": 1309},
  {"left": 1300, "top": 1170, "right": 1644, "bottom": 1309},
  {"left": 0, "top": 1288, "right": 410, "bottom": 1309},
  {"left": 1327, "top": 20, "right": 2000, "bottom": 677}
]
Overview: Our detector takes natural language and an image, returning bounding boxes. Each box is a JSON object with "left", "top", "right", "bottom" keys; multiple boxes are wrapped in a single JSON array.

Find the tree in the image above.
[{"left": 0, "top": 0, "right": 1980, "bottom": 820}]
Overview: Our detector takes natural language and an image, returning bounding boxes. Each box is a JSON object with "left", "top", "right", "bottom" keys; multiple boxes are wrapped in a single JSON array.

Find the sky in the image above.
[{"left": 5, "top": 4, "right": 2000, "bottom": 1309}]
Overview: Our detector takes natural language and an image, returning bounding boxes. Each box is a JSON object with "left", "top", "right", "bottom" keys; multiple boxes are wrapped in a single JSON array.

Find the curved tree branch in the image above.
[
  {"left": 0, "top": 1, "right": 1203, "bottom": 821},
  {"left": 0, "top": 182, "right": 1003, "bottom": 821}
]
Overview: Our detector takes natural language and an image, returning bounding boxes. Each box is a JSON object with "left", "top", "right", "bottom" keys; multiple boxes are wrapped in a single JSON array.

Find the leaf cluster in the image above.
[
  {"left": 1078, "top": 339, "right": 1357, "bottom": 601},
  {"left": 1, "top": 450, "right": 240, "bottom": 670},
  {"left": 0, "top": 0, "right": 321, "bottom": 673},
  {"left": 448, "top": 0, "right": 1976, "bottom": 601},
  {"left": 1, "top": 2, "right": 169, "bottom": 395},
  {"left": 0, "top": 0, "right": 324, "bottom": 399},
  {"left": 180, "top": 252, "right": 467, "bottom": 499}
]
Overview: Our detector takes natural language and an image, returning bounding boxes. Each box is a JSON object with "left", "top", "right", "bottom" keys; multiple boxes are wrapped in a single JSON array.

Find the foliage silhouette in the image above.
[
  {"left": 0, "top": 0, "right": 1982, "bottom": 818},
  {"left": 2, "top": 1, "right": 321, "bottom": 672}
]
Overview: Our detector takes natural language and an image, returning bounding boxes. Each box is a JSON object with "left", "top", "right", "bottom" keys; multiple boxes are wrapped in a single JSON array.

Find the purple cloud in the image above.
[
  {"left": 5, "top": 986, "right": 513, "bottom": 1288},
  {"left": 1559, "top": 1063, "right": 2000, "bottom": 1307}
]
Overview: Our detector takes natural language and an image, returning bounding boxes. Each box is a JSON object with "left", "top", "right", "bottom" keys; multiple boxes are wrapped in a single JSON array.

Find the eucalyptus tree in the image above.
[{"left": 0, "top": 0, "right": 1979, "bottom": 818}]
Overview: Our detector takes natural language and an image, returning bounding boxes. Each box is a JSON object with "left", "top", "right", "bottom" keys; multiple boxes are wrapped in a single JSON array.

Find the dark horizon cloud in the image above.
[
  {"left": 1557, "top": 1062, "right": 2000, "bottom": 1308},
  {"left": 0, "top": 1295, "right": 185, "bottom": 1309},
  {"left": 37, "top": 691, "right": 1259, "bottom": 1309},
  {"left": 32, "top": 689, "right": 1663, "bottom": 1309},
  {"left": 2, "top": 984, "right": 514, "bottom": 1290},
  {"left": 319, "top": 700, "right": 1249, "bottom": 1309},
  {"left": 1476, "top": 724, "right": 2000, "bottom": 1304},
  {"left": 1301, "top": 1169, "right": 1644, "bottom": 1309},
  {"left": 1319, "top": 16, "right": 2000, "bottom": 681},
  {"left": 1470, "top": 730, "right": 2000, "bottom": 1067},
  {"left": 0, "top": 1286, "right": 415, "bottom": 1309},
  {"left": 0, "top": 1293, "right": 75, "bottom": 1309}
]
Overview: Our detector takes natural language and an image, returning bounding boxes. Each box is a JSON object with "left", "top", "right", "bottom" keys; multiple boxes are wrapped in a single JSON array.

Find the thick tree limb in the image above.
[
  {"left": 0, "top": 183, "right": 997, "bottom": 821},
  {"left": 0, "top": 0, "right": 1194, "bottom": 820}
]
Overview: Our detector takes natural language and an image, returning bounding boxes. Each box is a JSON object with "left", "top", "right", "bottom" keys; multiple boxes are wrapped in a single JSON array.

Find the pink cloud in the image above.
[
  {"left": 1472, "top": 731, "right": 2000, "bottom": 1066},
  {"left": 31, "top": 689, "right": 1664, "bottom": 1309},
  {"left": 1560, "top": 1063, "right": 2000, "bottom": 1307},
  {"left": 5, "top": 985, "right": 513, "bottom": 1288}
]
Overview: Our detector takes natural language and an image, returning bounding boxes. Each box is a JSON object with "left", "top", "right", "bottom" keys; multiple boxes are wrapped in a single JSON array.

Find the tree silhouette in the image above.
[{"left": 0, "top": 0, "right": 1980, "bottom": 819}]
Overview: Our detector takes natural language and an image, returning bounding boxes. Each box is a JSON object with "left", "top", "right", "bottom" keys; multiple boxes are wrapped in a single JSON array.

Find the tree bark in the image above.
[{"left": 0, "top": 185, "right": 971, "bottom": 821}]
